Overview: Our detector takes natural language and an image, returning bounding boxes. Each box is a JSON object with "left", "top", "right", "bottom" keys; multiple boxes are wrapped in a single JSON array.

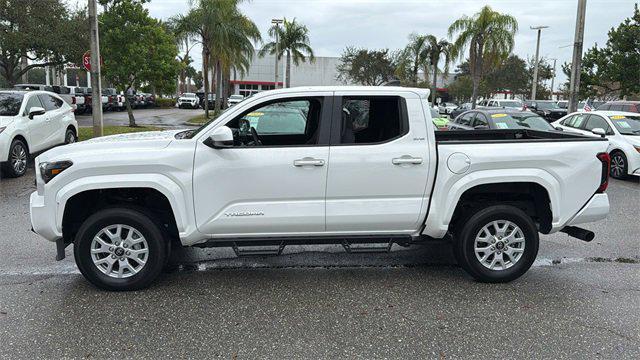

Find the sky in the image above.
[{"left": 77, "top": 0, "right": 636, "bottom": 87}]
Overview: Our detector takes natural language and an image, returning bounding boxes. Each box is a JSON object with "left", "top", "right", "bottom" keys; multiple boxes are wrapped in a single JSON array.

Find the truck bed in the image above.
[{"left": 435, "top": 129, "right": 607, "bottom": 143}]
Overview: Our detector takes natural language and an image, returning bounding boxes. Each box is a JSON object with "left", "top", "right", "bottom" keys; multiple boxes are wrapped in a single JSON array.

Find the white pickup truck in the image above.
[{"left": 29, "top": 87, "right": 611, "bottom": 290}]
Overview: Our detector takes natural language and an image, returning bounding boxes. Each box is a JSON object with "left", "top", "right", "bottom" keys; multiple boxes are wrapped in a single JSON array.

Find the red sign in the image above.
[{"left": 82, "top": 51, "right": 103, "bottom": 71}]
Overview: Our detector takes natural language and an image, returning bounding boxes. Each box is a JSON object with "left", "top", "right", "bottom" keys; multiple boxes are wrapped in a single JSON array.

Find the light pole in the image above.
[
  {"left": 88, "top": 0, "right": 103, "bottom": 137},
  {"left": 530, "top": 25, "right": 549, "bottom": 100},
  {"left": 549, "top": 58, "right": 557, "bottom": 100},
  {"left": 568, "top": 0, "right": 587, "bottom": 113},
  {"left": 271, "top": 19, "right": 283, "bottom": 89}
]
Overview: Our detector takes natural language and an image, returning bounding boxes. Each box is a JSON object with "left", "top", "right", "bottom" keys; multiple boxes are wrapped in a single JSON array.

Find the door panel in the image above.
[
  {"left": 193, "top": 93, "right": 333, "bottom": 236},
  {"left": 325, "top": 95, "right": 430, "bottom": 233}
]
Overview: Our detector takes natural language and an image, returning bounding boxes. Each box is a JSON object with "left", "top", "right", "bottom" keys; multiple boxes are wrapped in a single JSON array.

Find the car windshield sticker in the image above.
[
  {"left": 616, "top": 120, "right": 631, "bottom": 128},
  {"left": 495, "top": 122, "right": 509, "bottom": 129},
  {"left": 491, "top": 113, "right": 508, "bottom": 118},
  {"left": 610, "top": 115, "right": 626, "bottom": 120}
]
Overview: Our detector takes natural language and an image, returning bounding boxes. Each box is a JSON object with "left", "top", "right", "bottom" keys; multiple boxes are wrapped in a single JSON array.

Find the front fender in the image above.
[
  {"left": 55, "top": 174, "right": 195, "bottom": 238},
  {"left": 422, "top": 168, "right": 560, "bottom": 238}
]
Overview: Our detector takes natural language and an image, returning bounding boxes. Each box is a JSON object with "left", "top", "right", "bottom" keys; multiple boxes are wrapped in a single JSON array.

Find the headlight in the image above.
[{"left": 39, "top": 161, "right": 73, "bottom": 183}]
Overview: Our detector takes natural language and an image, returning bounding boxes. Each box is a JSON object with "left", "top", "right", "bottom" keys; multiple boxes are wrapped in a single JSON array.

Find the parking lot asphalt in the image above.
[
  {"left": 75, "top": 107, "right": 203, "bottom": 128},
  {"left": 1, "top": 167, "right": 639, "bottom": 358}
]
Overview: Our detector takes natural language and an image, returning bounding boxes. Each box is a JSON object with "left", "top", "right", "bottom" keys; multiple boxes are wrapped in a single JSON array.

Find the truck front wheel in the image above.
[
  {"left": 74, "top": 208, "right": 168, "bottom": 291},
  {"left": 454, "top": 205, "right": 539, "bottom": 283}
]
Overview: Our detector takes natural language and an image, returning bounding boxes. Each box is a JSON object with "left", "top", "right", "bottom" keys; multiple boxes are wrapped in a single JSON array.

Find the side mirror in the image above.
[
  {"left": 28, "top": 107, "right": 46, "bottom": 119},
  {"left": 204, "top": 126, "right": 234, "bottom": 148},
  {"left": 591, "top": 128, "right": 606, "bottom": 137}
]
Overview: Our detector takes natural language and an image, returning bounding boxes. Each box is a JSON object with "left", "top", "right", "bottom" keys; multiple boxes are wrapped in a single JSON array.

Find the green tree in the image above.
[
  {"left": 401, "top": 34, "right": 430, "bottom": 86},
  {"left": 259, "top": 18, "right": 314, "bottom": 88},
  {"left": 183, "top": 0, "right": 260, "bottom": 115},
  {"left": 0, "top": 0, "right": 88, "bottom": 85},
  {"left": 447, "top": 75, "right": 474, "bottom": 103},
  {"left": 425, "top": 36, "right": 453, "bottom": 105},
  {"left": 448, "top": 5, "right": 518, "bottom": 108},
  {"left": 336, "top": 47, "right": 396, "bottom": 86},
  {"left": 605, "top": 3, "right": 640, "bottom": 97},
  {"left": 99, "top": 0, "right": 180, "bottom": 126},
  {"left": 484, "top": 55, "right": 528, "bottom": 98}
]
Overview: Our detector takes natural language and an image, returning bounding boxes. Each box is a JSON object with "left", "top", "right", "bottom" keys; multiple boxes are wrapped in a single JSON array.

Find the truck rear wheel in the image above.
[
  {"left": 454, "top": 205, "right": 538, "bottom": 283},
  {"left": 74, "top": 208, "right": 168, "bottom": 291}
]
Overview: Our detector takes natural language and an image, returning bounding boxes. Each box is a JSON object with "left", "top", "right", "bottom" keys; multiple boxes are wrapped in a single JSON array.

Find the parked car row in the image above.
[
  {"left": 13, "top": 84, "right": 157, "bottom": 114},
  {"left": 177, "top": 92, "right": 246, "bottom": 109}
]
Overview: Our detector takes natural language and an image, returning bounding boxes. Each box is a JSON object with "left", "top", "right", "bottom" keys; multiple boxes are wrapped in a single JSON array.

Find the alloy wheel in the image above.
[
  {"left": 90, "top": 224, "right": 149, "bottom": 278},
  {"left": 10, "top": 143, "right": 27, "bottom": 174},
  {"left": 474, "top": 220, "right": 525, "bottom": 270},
  {"left": 611, "top": 154, "right": 625, "bottom": 178}
]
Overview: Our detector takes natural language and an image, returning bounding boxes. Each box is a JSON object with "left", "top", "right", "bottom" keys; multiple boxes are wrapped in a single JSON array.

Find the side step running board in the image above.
[{"left": 231, "top": 242, "right": 286, "bottom": 257}]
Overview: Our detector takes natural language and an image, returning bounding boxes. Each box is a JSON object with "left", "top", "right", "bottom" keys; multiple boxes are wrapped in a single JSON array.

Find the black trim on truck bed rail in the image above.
[{"left": 435, "top": 129, "right": 607, "bottom": 144}]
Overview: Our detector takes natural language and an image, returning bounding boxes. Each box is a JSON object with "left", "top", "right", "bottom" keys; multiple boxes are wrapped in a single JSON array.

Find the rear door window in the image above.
[
  {"left": 38, "top": 94, "right": 63, "bottom": 111},
  {"left": 566, "top": 114, "right": 588, "bottom": 129},
  {"left": 472, "top": 113, "right": 489, "bottom": 128}
]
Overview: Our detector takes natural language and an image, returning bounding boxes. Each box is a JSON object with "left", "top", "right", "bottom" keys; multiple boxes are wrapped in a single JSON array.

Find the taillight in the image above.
[{"left": 596, "top": 152, "right": 610, "bottom": 193}]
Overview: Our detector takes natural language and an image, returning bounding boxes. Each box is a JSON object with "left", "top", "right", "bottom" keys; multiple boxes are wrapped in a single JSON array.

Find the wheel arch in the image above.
[
  {"left": 57, "top": 174, "right": 194, "bottom": 245},
  {"left": 422, "top": 169, "right": 559, "bottom": 238}
]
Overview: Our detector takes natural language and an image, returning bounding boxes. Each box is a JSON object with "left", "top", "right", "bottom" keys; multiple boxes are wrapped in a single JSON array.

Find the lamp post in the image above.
[
  {"left": 549, "top": 58, "right": 557, "bottom": 100},
  {"left": 271, "top": 19, "right": 283, "bottom": 89},
  {"left": 530, "top": 25, "right": 549, "bottom": 100}
]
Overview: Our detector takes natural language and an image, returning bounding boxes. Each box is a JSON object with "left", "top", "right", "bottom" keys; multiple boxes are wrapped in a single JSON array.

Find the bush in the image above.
[{"left": 156, "top": 98, "right": 176, "bottom": 108}]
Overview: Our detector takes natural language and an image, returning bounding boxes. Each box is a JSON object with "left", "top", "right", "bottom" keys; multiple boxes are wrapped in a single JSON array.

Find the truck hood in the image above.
[{"left": 38, "top": 129, "right": 184, "bottom": 162}]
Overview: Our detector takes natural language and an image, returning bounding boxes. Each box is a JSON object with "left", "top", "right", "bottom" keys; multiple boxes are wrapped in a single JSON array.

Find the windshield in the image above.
[
  {"left": 536, "top": 102, "right": 559, "bottom": 110},
  {"left": 557, "top": 101, "right": 568, "bottom": 109},
  {"left": 230, "top": 95, "right": 243, "bottom": 100},
  {"left": 182, "top": 93, "right": 196, "bottom": 98},
  {"left": 609, "top": 114, "right": 640, "bottom": 135},
  {"left": 491, "top": 113, "right": 555, "bottom": 131},
  {"left": 0, "top": 93, "right": 24, "bottom": 116}
]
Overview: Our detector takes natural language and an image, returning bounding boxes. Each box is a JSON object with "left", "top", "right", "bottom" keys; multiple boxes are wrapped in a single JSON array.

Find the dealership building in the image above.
[{"left": 228, "top": 53, "right": 348, "bottom": 97}]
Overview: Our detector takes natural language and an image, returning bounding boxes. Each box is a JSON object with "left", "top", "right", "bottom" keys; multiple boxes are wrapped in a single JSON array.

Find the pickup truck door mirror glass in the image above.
[
  {"left": 205, "top": 126, "right": 234, "bottom": 148},
  {"left": 28, "top": 106, "right": 46, "bottom": 119}
]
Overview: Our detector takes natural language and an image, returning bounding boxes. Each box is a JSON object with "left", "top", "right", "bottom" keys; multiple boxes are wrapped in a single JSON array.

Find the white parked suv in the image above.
[
  {"left": 30, "top": 86, "right": 610, "bottom": 290},
  {"left": 552, "top": 111, "right": 640, "bottom": 179},
  {"left": 1, "top": 90, "right": 78, "bottom": 178},
  {"left": 177, "top": 93, "right": 199, "bottom": 109}
]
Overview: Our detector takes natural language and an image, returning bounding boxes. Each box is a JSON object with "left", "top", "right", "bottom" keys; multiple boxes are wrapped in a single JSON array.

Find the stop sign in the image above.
[
  {"left": 82, "top": 51, "right": 91, "bottom": 71},
  {"left": 82, "top": 51, "right": 103, "bottom": 71}
]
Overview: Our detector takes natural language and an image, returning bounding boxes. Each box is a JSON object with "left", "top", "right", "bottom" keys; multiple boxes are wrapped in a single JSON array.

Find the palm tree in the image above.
[
  {"left": 259, "top": 18, "right": 314, "bottom": 88},
  {"left": 448, "top": 5, "right": 518, "bottom": 108},
  {"left": 182, "top": 0, "right": 259, "bottom": 116},
  {"left": 168, "top": 14, "right": 197, "bottom": 95},
  {"left": 403, "top": 34, "right": 430, "bottom": 86},
  {"left": 425, "top": 36, "right": 453, "bottom": 106}
]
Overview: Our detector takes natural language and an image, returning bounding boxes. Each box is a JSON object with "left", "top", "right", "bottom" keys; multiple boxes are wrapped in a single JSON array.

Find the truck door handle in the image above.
[
  {"left": 293, "top": 158, "right": 325, "bottom": 167},
  {"left": 392, "top": 156, "right": 423, "bottom": 165}
]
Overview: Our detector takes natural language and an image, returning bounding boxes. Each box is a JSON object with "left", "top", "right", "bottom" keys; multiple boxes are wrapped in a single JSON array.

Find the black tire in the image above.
[
  {"left": 65, "top": 128, "right": 77, "bottom": 144},
  {"left": 453, "top": 205, "right": 539, "bottom": 283},
  {"left": 1, "top": 138, "right": 28, "bottom": 178},
  {"left": 74, "top": 208, "right": 168, "bottom": 291},
  {"left": 610, "top": 151, "right": 628, "bottom": 179}
]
